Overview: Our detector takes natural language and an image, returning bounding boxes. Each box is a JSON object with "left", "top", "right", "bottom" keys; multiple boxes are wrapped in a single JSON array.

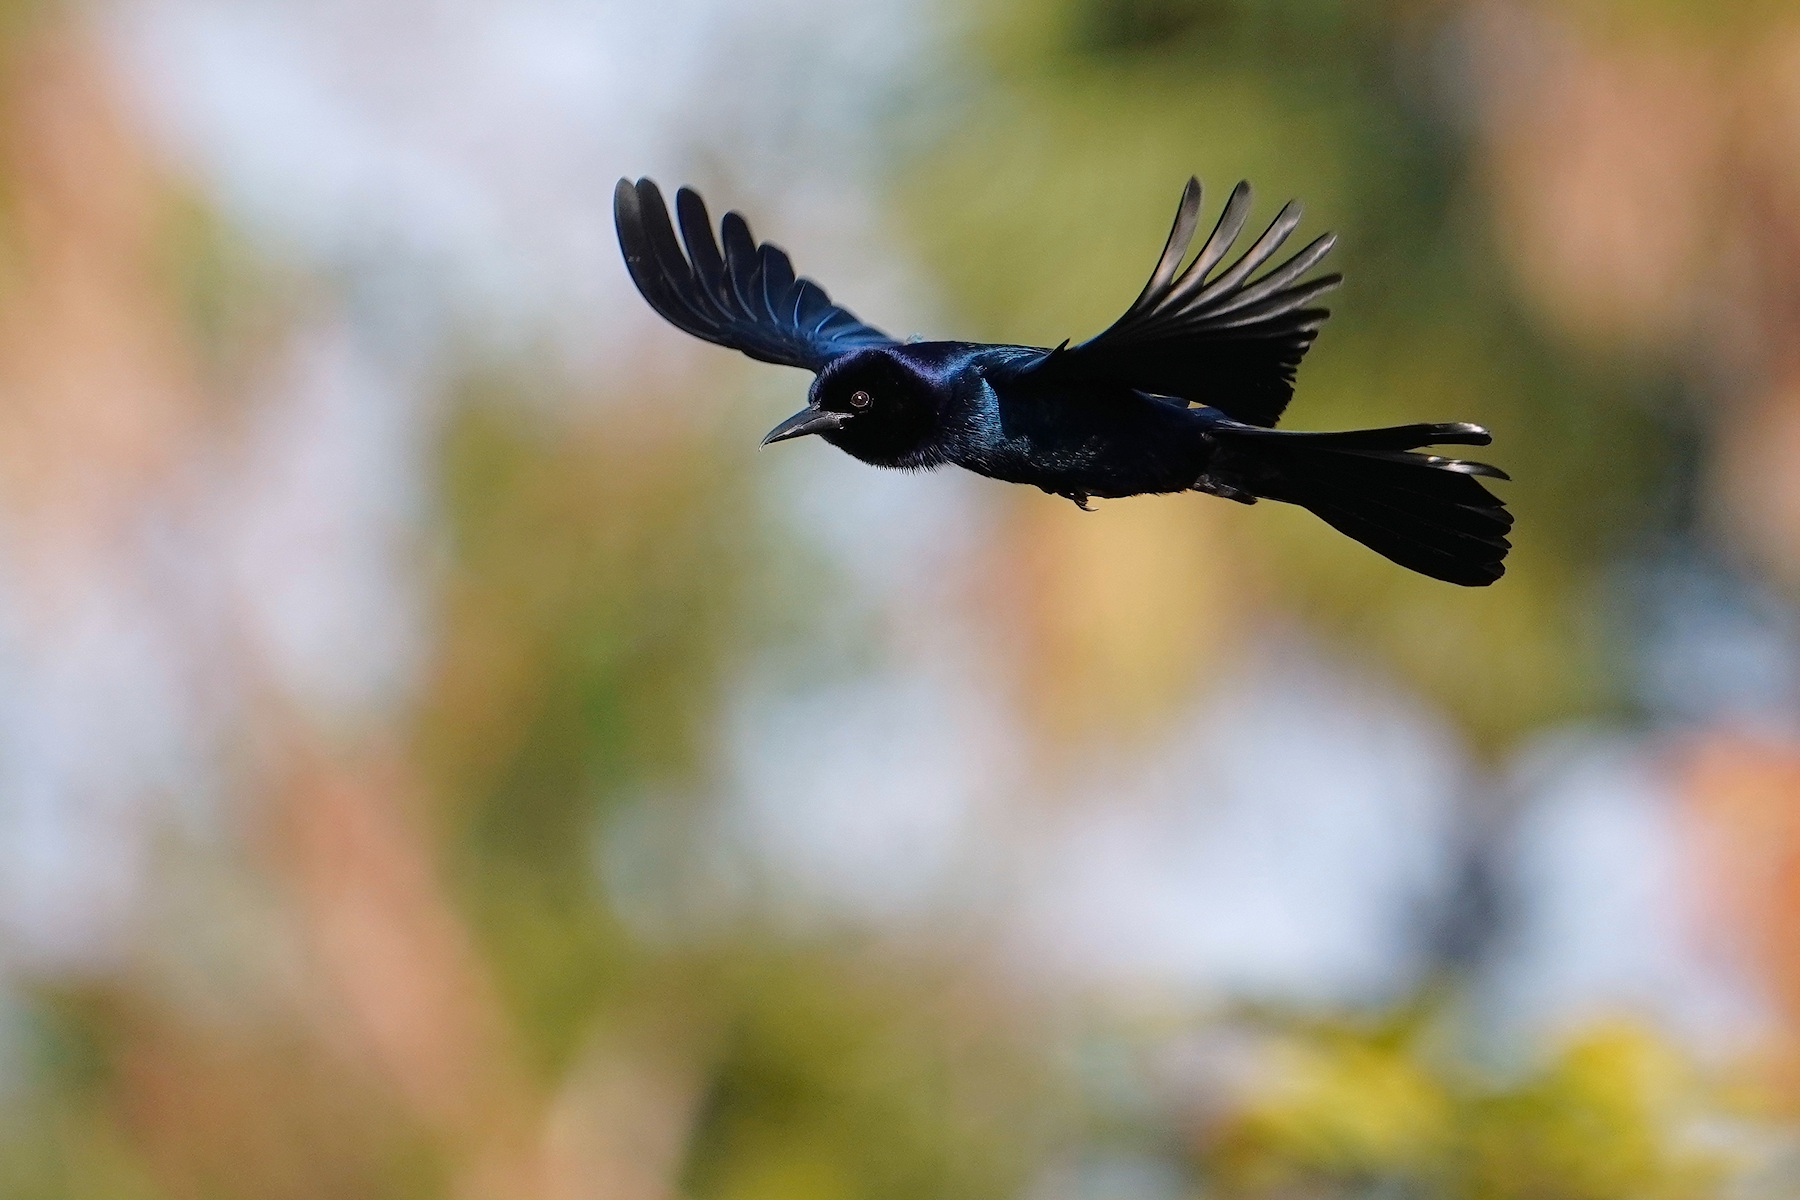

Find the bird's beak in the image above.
[{"left": 761, "top": 407, "right": 850, "bottom": 446}]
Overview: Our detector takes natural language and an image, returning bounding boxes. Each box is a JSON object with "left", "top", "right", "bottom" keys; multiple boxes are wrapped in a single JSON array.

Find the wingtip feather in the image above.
[{"left": 611, "top": 177, "right": 892, "bottom": 370}]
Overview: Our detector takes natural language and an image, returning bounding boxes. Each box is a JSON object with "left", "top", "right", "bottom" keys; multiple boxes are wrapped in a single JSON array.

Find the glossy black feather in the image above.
[
  {"left": 1023, "top": 177, "right": 1341, "bottom": 427},
  {"left": 613, "top": 177, "right": 1511, "bottom": 586},
  {"left": 614, "top": 178, "right": 893, "bottom": 371},
  {"left": 1216, "top": 427, "right": 1511, "bottom": 585}
]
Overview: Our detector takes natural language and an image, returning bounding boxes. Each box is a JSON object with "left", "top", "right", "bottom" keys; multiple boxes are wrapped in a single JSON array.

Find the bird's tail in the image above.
[{"left": 1207, "top": 421, "right": 1511, "bottom": 586}]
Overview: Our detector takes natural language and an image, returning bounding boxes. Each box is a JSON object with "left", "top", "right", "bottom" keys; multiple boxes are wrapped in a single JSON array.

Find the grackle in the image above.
[{"left": 614, "top": 177, "right": 1510, "bottom": 585}]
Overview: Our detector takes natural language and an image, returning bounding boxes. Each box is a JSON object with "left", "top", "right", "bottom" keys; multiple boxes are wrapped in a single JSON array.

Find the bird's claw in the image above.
[{"left": 1194, "top": 475, "right": 1257, "bottom": 505}]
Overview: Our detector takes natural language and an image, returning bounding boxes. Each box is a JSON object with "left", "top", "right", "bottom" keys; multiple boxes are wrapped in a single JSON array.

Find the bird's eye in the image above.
[{"left": 849, "top": 390, "right": 872, "bottom": 409}]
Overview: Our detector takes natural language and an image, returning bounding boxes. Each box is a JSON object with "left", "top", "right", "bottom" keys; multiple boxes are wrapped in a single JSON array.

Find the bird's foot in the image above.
[
  {"left": 1193, "top": 475, "right": 1257, "bottom": 505},
  {"left": 1062, "top": 492, "right": 1095, "bottom": 511}
]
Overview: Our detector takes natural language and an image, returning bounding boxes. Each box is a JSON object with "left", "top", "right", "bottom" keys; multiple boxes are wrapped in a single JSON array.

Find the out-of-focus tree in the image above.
[{"left": 1200, "top": 1017, "right": 1723, "bottom": 1199}]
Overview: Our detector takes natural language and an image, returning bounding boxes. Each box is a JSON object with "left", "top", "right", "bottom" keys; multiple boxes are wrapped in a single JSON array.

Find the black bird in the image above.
[{"left": 614, "top": 177, "right": 1511, "bottom": 585}]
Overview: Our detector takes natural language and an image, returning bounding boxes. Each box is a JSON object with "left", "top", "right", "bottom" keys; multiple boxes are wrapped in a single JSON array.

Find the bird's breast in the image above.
[{"left": 946, "top": 382, "right": 1213, "bottom": 498}]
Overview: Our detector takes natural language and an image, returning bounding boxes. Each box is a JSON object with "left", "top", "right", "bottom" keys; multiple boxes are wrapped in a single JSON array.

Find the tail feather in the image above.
[
  {"left": 1210, "top": 421, "right": 1512, "bottom": 586},
  {"left": 1285, "top": 421, "right": 1494, "bottom": 452}
]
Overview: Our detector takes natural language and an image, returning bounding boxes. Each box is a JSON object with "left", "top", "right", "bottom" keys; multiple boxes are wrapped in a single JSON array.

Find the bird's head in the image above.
[{"left": 761, "top": 347, "right": 943, "bottom": 468}]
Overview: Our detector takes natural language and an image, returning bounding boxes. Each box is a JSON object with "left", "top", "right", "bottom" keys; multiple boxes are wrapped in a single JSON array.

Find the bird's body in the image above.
[
  {"left": 815, "top": 342, "right": 1210, "bottom": 502},
  {"left": 615, "top": 176, "right": 1513, "bottom": 585}
]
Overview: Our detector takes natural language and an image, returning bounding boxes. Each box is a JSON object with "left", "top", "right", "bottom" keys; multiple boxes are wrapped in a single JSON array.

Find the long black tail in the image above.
[{"left": 1208, "top": 421, "right": 1512, "bottom": 586}]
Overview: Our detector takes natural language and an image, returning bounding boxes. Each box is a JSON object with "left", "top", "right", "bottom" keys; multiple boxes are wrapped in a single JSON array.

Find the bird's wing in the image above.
[
  {"left": 1017, "top": 178, "right": 1341, "bottom": 427},
  {"left": 615, "top": 178, "right": 896, "bottom": 373}
]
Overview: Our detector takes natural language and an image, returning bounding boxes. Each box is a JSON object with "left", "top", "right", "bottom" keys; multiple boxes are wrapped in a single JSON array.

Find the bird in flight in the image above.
[{"left": 614, "top": 177, "right": 1510, "bottom": 585}]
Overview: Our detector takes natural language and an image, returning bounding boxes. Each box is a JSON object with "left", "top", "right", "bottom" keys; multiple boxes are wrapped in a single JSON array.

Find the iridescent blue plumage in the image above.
[{"left": 615, "top": 177, "right": 1512, "bottom": 585}]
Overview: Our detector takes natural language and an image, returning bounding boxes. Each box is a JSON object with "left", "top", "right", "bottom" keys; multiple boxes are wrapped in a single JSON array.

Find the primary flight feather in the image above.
[{"left": 615, "top": 176, "right": 1511, "bottom": 586}]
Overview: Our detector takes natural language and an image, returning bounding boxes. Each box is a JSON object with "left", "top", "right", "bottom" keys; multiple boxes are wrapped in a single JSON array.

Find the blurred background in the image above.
[{"left": 1, "top": 0, "right": 1799, "bottom": 1196}]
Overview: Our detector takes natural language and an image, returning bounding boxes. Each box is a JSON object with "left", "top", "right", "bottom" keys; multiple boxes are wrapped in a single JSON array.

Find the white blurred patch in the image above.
[
  {"left": 720, "top": 664, "right": 1022, "bottom": 927},
  {"left": 1030, "top": 1153, "right": 1189, "bottom": 1200},
  {"left": 1018, "top": 647, "right": 1467, "bottom": 1005},
  {"left": 224, "top": 321, "right": 432, "bottom": 728},
  {"left": 103, "top": 0, "right": 940, "bottom": 371},
  {"left": 767, "top": 438, "right": 992, "bottom": 608},
  {"left": 0, "top": 562, "right": 180, "bottom": 965},
  {"left": 1478, "top": 732, "right": 1775, "bottom": 1057}
]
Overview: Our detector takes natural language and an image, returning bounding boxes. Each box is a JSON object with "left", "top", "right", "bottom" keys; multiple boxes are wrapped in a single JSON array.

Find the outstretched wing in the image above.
[
  {"left": 1020, "top": 178, "right": 1341, "bottom": 427},
  {"left": 614, "top": 178, "right": 895, "bottom": 373}
]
